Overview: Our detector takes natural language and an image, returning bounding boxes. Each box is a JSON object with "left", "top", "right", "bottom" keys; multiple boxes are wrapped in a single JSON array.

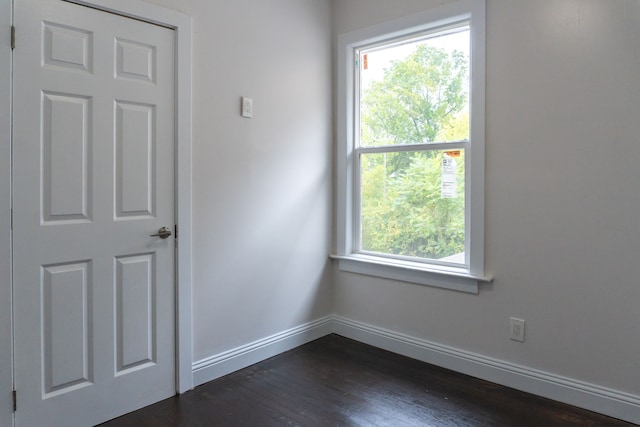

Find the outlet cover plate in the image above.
[{"left": 510, "top": 317, "right": 525, "bottom": 342}]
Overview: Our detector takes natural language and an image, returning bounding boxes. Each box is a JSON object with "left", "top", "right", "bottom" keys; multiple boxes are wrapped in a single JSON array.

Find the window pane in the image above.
[
  {"left": 359, "top": 27, "right": 469, "bottom": 147},
  {"left": 359, "top": 150, "right": 465, "bottom": 262}
]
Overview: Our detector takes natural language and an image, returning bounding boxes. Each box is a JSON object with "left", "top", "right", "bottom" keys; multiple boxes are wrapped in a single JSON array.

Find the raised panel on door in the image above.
[
  {"left": 115, "top": 38, "right": 156, "bottom": 83},
  {"left": 41, "top": 92, "right": 92, "bottom": 223},
  {"left": 115, "top": 253, "right": 156, "bottom": 374},
  {"left": 42, "top": 261, "right": 93, "bottom": 396},
  {"left": 115, "top": 101, "right": 155, "bottom": 219},
  {"left": 42, "top": 21, "right": 93, "bottom": 73}
]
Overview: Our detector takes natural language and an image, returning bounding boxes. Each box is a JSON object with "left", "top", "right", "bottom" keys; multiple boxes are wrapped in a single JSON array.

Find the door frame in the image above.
[
  {"left": 1, "top": 1, "right": 14, "bottom": 426},
  {"left": 1, "top": 1, "right": 193, "bottom": 423}
]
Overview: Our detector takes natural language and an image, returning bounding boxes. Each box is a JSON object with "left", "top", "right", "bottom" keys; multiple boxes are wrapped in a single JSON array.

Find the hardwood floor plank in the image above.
[{"left": 100, "top": 335, "right": 634, "bottom": 426}]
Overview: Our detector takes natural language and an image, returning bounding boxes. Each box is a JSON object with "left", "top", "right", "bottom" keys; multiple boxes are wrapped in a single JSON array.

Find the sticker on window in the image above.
[{"left": 441, "top": 157, "right": 457, "bottom": 198}]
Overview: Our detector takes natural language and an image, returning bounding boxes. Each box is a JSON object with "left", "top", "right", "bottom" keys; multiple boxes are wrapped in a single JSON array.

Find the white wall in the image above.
[
  {"left": 333, "top": 0, "right": 640, "bottom": 402},
  {"left": 144, "top": 0, "right": 334, "bottom": 361}
]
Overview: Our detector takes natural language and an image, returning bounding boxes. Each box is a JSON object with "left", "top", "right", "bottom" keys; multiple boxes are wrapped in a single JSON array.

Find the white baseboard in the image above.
[
  {"left": 192, "top": 316, "right": 334, "bottom": 387},
  {"left": 332, "top": 316, "right": 640, "bottom": 425},
  {"left": 191, "top": 315, "right": 639, "bottom": 424}
]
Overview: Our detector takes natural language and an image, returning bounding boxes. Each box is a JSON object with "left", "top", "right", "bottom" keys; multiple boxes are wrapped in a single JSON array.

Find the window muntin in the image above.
[{"left": 354, "top": 25, "right": 470, "bottom": 266}]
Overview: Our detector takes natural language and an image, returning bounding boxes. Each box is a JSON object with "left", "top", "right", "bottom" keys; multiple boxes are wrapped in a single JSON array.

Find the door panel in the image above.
[
  {"left": 43, "top": 21, "right": 93, "bottom": 73},
  {"left": 115, "top": 38, "right": 155, "bottom": 83},
  {"left": 115, "top": 253, "right": 155, "bottom": 373},
  {"left": 42, "top": 92, "right": 92, "bottom": 222},
  {"left": 42, "top": 261, "right": 92, "bottom": 396},
  {"left": 13, "top": 1, "right": 176, "bottom": 425},
  {"left": 115, "top": 101, "right": 155, "bottom": 218}
]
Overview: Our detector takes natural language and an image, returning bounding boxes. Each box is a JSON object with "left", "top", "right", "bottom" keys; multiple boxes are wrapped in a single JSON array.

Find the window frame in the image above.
[{"left": 334, "top": 0, "right": 489, "bottom": 293}]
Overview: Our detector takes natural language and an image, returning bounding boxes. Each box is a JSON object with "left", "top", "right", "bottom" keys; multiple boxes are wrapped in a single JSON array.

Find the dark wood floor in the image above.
[{"left": 101, "top": 334, "right": 633, "bottom": 426}]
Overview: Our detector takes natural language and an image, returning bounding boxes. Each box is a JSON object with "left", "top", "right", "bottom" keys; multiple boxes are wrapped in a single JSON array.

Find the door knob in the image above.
[{"left": 150, "top": 226, "right": 172, "bottom": 239}]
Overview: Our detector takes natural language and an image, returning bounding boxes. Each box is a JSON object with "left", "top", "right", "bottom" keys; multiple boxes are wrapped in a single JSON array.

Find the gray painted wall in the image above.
[
  {"left": 333, "top": 0, "right": 640, "bottom": 396},
  {"left": 144, "top": 0, "right": 639, "bottom": 402},
  {"left": 145, "top": 0, "right": 334, "bottom": 361},
  {"left": 2, "top": 0, "right": 635, "bottom": 424}
]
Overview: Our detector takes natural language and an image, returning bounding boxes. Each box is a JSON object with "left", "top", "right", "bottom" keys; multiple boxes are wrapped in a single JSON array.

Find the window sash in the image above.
[
  {"left": 353, "top": 146, "right": 469, "bottom": 266},
  {"left": 355, "top": 141, "right": 468, "bottom": 155},
  {"left": 358, "top": 23, "right": 470, "bottom": 57},
  {"left": 335, "top": 0, "right": 486, "bottom": 291}
]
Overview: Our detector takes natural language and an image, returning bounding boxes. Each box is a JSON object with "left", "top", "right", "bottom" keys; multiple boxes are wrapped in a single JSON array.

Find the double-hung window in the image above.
[{"left": 334, "top": 0, "right": 489, "bottom": 293}]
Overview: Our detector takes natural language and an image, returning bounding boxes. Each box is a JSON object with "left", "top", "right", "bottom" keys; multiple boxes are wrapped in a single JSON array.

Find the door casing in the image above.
[
  {"left": 0, "top": 1, "right": 193, "bottom": 425},
  {"left": 1, "top": 1, "right": 14, "bottom": 426}
]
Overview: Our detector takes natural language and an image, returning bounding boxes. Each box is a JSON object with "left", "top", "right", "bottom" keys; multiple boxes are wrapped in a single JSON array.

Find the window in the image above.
[{"left": 334, "top": 0, "right": 489, "bottom": 293}]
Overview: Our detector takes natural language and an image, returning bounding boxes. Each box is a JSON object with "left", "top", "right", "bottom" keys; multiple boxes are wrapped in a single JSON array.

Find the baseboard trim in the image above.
[
  {"left": 332, "top": 316, "right": 640, "bottom": 425},
  {"left": 192, "top": 316, "right": 334, "bottom": 387},
  {"left": 191, "top": 315, "right": 639, "bottom": 424}
]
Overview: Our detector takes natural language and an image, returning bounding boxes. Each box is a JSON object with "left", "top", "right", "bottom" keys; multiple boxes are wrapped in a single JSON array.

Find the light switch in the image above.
[{"left": 241, "top": 97, "right": 253, "bottom": 118}]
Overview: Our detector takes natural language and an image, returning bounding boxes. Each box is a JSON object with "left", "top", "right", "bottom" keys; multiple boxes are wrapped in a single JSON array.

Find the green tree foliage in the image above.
[
  {"left": 361, "top": 45, "right": 468, "bottom": 147},
  {"left": 360, "top": 45, "right": 468, "bottom": 260}
]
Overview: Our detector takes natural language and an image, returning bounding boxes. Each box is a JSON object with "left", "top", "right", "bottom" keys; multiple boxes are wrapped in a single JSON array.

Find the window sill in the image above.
[{"left": 329, "top": 254, "right": 492, "bottom": 294}]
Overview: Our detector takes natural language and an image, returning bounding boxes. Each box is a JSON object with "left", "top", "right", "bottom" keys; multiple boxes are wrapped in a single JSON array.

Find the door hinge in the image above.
[
  {"left": 11, "top": 26, "right": 15, "bottom": 50},
  {"left": 12, "top": 389, "right": 16, "bottom": 412}
]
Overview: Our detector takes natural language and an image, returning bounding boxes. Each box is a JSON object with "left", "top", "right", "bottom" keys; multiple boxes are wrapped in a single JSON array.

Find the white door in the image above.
[{"left": 13, "top": 0, "right": 176, "bottom": 425}]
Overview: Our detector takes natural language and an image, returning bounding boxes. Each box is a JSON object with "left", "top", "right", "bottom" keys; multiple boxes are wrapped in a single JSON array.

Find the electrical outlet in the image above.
[{"left": 510, "top": 317, "right": 525, "bottom": 342}]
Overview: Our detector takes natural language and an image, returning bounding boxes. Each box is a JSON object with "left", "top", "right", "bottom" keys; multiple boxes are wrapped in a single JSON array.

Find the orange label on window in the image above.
[
  {"left": 363, "top": 54, "right": 368, "bottom": 70},
  {"left": 445, "top": 150, "right": 461, "bottom": 158}
]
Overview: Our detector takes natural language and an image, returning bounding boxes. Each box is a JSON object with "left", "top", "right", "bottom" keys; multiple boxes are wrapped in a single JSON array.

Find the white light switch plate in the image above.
[{"left": 241, "top": 97, "right": 253, "bottom": 118}]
